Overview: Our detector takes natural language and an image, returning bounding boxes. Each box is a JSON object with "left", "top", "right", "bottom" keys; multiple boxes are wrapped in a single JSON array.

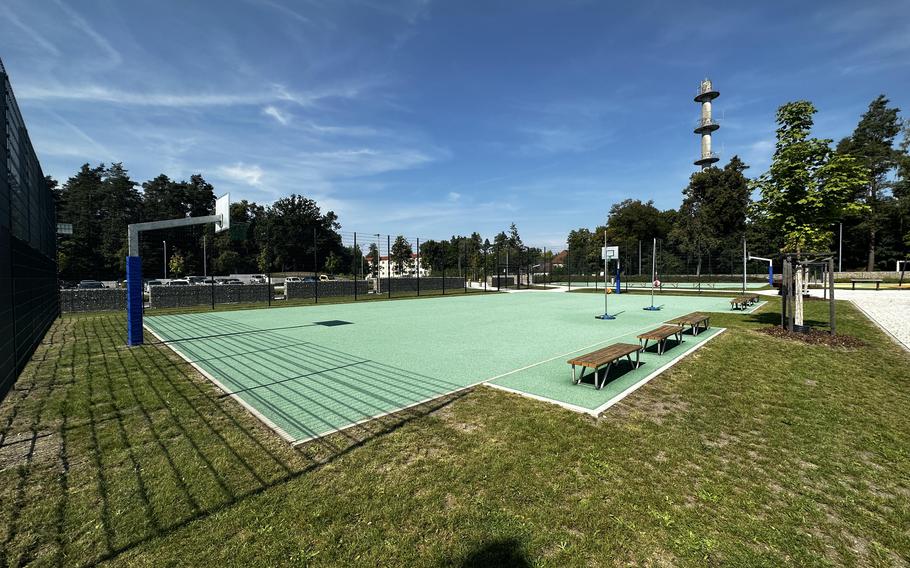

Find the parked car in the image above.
[
  {"left": 250, "top": 274, "right": 267, "bottom": 284},
  {"left": 77, "top": 280, "right": 105, "bottom": 289},
  {"left": 186, "top": 276, "right": 207, "bottom": 285},
  {"left": 318, "top": 274, "right": 334, "bottom": 282},
  {"left": 284, "top": 276, "right": 302, "bottom": 283},
  {"left": 166, "top": 279, "right": 190, "bottom": 286},
  {"left": 217, "top": 278, "right": 243, "bottom": 285},
  {"left": 144, "top": 280, "right": 163, "bottom": 291}
]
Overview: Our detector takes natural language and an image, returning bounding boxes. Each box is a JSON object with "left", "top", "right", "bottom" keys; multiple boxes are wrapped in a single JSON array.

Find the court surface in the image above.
[{"left": 145, "top": 292, "right": 761, "bottom": 443}]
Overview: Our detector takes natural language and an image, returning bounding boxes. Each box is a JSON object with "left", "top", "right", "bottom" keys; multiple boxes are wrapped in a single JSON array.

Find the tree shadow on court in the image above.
[{"left": 0, "top": 313, "right": 471, "bottom": 567}]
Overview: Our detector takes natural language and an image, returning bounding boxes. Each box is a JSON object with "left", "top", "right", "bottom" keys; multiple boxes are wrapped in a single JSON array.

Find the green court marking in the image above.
[{"left": 145, "top": 292, "right": 753, "bottom": 443}]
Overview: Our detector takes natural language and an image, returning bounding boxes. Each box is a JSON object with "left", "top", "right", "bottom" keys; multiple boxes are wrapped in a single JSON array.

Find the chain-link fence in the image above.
[{"left": 1, "top": 58, "right": 59, "bottom": 399}]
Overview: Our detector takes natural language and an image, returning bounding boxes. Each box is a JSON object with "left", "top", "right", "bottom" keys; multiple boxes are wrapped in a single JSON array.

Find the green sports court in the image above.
[{"left": 145, "top": 292, "right": 764, "bottom": 444}]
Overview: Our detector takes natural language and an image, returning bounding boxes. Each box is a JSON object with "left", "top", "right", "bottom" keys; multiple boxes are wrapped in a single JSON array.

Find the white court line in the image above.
[
  {"left": 589, "top": 327, "right": 726, "bottom": 414},
  {"left": 485, "top": 328, "right": 727, "bottom": 417}
]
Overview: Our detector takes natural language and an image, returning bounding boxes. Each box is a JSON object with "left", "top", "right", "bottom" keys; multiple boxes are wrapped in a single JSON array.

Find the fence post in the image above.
[
  {"left": 385, "top": 235, "right": 392, "bottom": 300},
  {"left": 416, "top": 237, "right": 420, "bottom": 297},
  {"left": 354, "top": 232, "right": 358, "bottom": 302},
  {"left": 313, "top": 227, "right": 318, "bottom": 304},
  {"left": 463, "top": 241, "right": 467, "bottom": 294},
  {"left": 828, "top": 257, "right": 836, "bottom": 335}
]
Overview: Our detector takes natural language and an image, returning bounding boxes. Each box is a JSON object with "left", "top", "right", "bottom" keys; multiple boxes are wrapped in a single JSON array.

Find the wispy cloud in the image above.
[
  {"left": 54, "top": 0, "right": 122, "bottom": 67},
  {"left": 17, "top": 83, "right": 366, "bottom": 108},
  {"left": 263, "top": 105, "right": 291, "bottom": 125},
  {"left": 218, "top": 162, "right": 265, "bottom": 186},
  {"left": 1, "top": 11, "right": 60, "bottom": 56}
]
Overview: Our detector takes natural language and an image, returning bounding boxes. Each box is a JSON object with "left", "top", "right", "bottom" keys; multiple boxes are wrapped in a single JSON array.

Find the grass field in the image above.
[{"left": 1, "top": 294, "right": 909, "bottom": 566}]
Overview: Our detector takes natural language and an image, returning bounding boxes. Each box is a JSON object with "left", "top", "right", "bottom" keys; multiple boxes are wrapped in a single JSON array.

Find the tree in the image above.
[
  {"left": 671, "top": 157, "right": 751, "bottom": 276},
  {"left": 56, "top": 164, "right": 105, "bottom": 280},
  {"left": 752, "top": 101, "right": 868, "bottom": 325},
  {"left": 324, "top": 251, "right": 342, "bottom": 275},
  {"left": 418, "top": 239, "right": 447, "bottom": 273},
  {"left": 265, "top": 194, "right": 341, "bottom": 272},
  {"left": 390, "top": 235, "right": 413, "bottom": 275},
  {"left": 99, "top": 163, "right": 141, "bottom": 275},
  {"left": 367, "top": 243, "right": 380, "bottom": 277},
  {"left": 837, "top": 95, "right": 903, "bottom": 270},
  {"left": 168, "top": 251, "right": 186, "bottom": 277}
]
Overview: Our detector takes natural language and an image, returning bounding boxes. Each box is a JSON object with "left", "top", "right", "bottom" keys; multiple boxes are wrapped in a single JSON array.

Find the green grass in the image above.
[{"left": 1, "top": 298, "right": 909, "bottom": 566}]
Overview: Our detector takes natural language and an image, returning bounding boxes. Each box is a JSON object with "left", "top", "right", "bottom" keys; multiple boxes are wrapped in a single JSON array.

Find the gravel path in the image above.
[{"left": 809, "top": 289, "right": 910, "bottom": 351}]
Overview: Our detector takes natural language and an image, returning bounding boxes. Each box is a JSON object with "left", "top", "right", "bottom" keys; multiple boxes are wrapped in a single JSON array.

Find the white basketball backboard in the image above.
[
  {"left": 602, "top": 246, "right": 619, "bottom": 260},
  {"left": 214, "top": 193, "right": 230, "bottom": 233}
]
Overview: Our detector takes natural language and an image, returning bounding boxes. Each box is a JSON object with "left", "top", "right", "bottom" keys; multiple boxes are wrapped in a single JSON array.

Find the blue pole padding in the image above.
[
  {"left": 769, "top": 265, "right": 773, "bottom": 286},
  {"left": 126, "top": 255, "right": 143, "bottom": 346},
  {"left": 615, "top": 266, "right": 621, "bottom": 294}
]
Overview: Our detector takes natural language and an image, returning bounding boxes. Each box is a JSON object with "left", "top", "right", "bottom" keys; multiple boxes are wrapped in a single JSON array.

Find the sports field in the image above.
[{"left": 145, "top": 292, "right": 762, "bottom": 443}]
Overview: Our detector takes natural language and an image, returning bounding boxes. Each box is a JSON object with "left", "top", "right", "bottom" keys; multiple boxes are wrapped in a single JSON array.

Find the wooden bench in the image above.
[
  {"left": 637, "top": 325, "right": 683, "bottom": 355},
  {"left": 568, "top": 343, "right": 641, "bottom": 390},
  {"left": 730, "top": 294, "right": 758, "bottom": 310},
  {"left": 665, "top": 312, "right": 710, "bottom": 335},
  {"left": 851, "top": 278, "right": 883, "bottom": 290}
]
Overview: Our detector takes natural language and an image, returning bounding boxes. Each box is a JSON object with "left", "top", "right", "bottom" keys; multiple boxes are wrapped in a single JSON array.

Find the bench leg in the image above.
[{"left": 597, "top": 362, "right": 612, "bottom": 390}]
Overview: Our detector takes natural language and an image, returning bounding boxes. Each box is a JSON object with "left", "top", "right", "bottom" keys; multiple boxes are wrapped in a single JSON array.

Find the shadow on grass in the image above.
[
  {"left": 450, "top": 538, "right": 531, "bottom": 568},
  {"left": 0, "top": 313, "right": 470, "bottom": 567}
]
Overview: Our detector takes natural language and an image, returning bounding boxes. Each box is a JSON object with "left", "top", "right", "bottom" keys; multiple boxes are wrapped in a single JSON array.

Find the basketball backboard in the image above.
[{"left": 215, "top": 193, "right": 230, "bottom": 234}]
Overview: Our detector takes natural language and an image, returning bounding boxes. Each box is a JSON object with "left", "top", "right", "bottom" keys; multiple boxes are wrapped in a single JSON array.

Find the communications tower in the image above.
[{"left": 694, "top": 78, "right": 720, "bottom": 168}]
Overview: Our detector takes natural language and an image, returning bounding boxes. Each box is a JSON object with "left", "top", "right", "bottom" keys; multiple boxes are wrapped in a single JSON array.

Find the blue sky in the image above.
[{"left": 3, "top": 0, "right": 908, "bottom": 246}]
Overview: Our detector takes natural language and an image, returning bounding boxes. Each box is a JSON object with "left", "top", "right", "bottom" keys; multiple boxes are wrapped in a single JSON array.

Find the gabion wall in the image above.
[
  {"left": 150, "top": 284, "right": 271, "bottom": 308},
  {"left": 285, "top": 280, "right": 370, "bottom": 299},
  {"left": 60, "top": 289, "right": 127, "bottom": 313},
  {"left": 375, "top": 277, "right": 466, "bottom": 293}
]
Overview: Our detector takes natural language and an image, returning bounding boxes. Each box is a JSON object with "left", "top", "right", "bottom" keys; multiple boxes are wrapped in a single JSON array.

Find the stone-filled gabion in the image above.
[
  {"left": 374, "top": 277, "right": 465, "bottom": 293},
  {"left": 149, "top": 284, "right": 272, "bottom": 309},
  {"left": 60, "top": 289, "right": 127, "bottom": 313},
  {"left": 285, "top": 280, "right": 370, "bottom": 299}
]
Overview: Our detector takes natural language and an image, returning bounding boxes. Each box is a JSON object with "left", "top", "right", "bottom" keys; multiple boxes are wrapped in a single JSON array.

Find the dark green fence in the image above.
[{"left": 1, "top": 57, "right": 58, "bottom": 400}]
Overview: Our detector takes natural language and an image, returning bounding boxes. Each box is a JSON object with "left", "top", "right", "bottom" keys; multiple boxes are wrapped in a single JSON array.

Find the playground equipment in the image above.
[{"left": 125, "top": 194, "right": 230, "bottom": 346}]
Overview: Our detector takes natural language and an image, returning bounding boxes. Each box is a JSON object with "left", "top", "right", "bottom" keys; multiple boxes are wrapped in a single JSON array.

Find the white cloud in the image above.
[
  {"left": 447, "top": 191, "right": 461, "bottom": 202},
  {"left": 218, "top": 162, "right": 264, "bottom": 186},
  {"left": 263, "top": 105, "right": 290, "bottom": 125}
]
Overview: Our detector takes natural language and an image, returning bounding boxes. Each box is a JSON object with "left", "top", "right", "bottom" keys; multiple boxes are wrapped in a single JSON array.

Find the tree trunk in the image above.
[
  {"left": 867, "top": 227, "right": 876, "bottom": 271},
  {"left": 794, "top": 265, "right": 804, "bottom": 326}
]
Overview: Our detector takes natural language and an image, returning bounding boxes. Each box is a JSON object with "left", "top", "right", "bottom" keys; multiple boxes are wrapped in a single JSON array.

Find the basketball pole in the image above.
[{"left": 596, "top": 232, "right": 616, "bottom": 320}]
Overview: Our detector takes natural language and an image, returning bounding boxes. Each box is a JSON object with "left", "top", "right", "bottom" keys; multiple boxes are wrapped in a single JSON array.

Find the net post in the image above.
[{"left": 126, "top": 255, "right": 143, "bottom": 346}]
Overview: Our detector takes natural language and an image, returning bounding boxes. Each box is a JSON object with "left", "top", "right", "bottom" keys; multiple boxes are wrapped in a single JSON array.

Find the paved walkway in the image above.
[{"left": 806, "top": 288, "right": 910, "bottom": 351}]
